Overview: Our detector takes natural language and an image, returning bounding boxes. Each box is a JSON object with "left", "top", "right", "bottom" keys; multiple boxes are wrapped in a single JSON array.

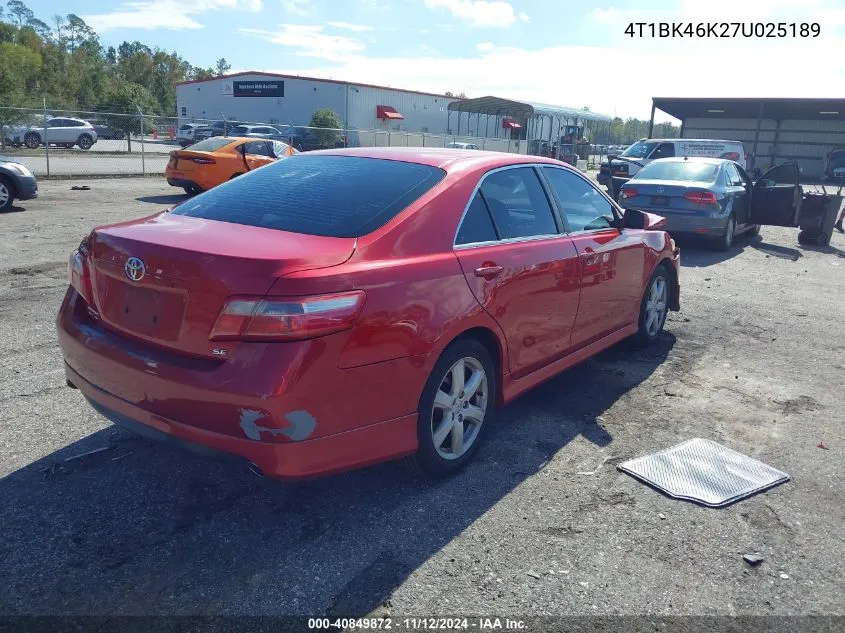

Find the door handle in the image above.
[{"left": 474, "top": 264, "right": 503, "bottom": 279}]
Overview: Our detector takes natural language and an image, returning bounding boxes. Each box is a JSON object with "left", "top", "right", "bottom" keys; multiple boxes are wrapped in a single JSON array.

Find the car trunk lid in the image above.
[{"left": 88, "top": 213, "right": 356, "bottom": 358}]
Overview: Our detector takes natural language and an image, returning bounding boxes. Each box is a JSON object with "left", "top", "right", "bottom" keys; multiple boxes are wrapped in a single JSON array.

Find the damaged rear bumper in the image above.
[{"left": 66, "top": 362, "right": 418, "bottom": 479}]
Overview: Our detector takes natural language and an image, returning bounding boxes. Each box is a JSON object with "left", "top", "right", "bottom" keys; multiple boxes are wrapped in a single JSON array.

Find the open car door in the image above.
[{"left": 749, "top": 163, "right": 802, "bottom": 227}]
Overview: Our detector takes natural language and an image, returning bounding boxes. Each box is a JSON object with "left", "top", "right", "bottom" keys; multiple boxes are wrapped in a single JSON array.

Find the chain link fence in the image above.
[{"left": 1, "top": 106, "right": 608, "bottom": 178}]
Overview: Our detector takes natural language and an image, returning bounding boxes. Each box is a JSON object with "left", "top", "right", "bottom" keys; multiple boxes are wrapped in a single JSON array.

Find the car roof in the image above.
[{"left": 305, "top": 146, "right": 571, "bottom": 171}]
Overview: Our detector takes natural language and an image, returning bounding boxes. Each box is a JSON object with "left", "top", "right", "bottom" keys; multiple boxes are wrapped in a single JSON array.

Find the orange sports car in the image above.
[{"left": 165, "top": 136, "right": 297, "bottom": 195}]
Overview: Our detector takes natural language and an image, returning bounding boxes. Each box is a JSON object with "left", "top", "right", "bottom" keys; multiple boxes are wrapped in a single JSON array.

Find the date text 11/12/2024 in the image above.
[
  {"left": 624, "top": 22, "right": 820, "bottom": 38},
  {"left": 307, "top": 617, "right": 527, "bottom": 630}
]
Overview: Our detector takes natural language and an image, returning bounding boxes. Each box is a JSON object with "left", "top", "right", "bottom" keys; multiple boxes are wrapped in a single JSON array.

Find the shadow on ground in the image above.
[
  {"left": 676, "top": 233, "right": 763, "bottom": 268},
  {"left": 0, "top": 335, "right": 676, "bottom": 619}
]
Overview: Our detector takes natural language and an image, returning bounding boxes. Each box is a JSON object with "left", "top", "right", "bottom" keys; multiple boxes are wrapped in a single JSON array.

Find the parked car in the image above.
[
  {"left": 58, "top": 147, "right": 681, "bottom": 480},
  {"left": 20, "top": 117, "right": 98, "bottom": 150},
  {"left": 91, "top": 122, "right": 126, "bottom": 140},
  {"left": 176, "top": 123, "right": 202, "bottom": 146},
  {"left": 618, "top": 157, "right": 783, "bottom": 250},
  {"left": 822, "top": 148, "right": 845, "bottom": 183},
  {"left": 280, "top": 126, "right": 338, "bottom": 152},
  {"left": 447, "top": 142, "right": 480, "bottom": 150},
  {"left": 2, "top": 123, "right": 30, "bottom": 147},
  {"left": 193, "top": 120, "right": 244, "bottom": 141},
  {"left": 0, "top": 156, "right": 38, "bottom": 211},
  {"left": 599, "top": 138, "right": 746, "bottom": 186},
  {"left": 230, "top": 124, "right": 287, "bottom": 140},
  {"left": 165, "top": 136, "right": 297, "bottom": 195}
]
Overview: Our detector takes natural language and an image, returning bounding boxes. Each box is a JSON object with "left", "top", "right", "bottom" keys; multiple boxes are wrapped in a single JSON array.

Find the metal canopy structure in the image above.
[
  {"left": 651, "top": 97, "right": 845, "bottom": 122},
  {"left": 448, "top": 96, "right": 612, "bottom": 122},
  {"left": 447, "top": 96, "right": 612, "bottom": 158}
]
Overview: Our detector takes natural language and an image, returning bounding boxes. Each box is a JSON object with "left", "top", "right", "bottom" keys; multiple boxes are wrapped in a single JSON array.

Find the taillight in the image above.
[
  {"left": 210, "top": 291, "right": 366, "bottom": 342},
  {"left": 192, "top": 157, "right": 216, "bottom": 164},
  {"left": 684, "top": 191, "right": 718, "bottom": 205},
  {"left": 68, "top": 246, "right": 94, "bottom": 304},
  {"left": 621, "top": 188, "right": 638, "bottom": 199}
]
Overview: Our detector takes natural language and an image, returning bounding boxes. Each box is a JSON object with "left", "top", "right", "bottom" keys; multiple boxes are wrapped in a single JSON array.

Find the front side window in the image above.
[
  {"left": 542, "top": 167, "right": 615, "bottom": 232},
  {"left": 479, "top": 167, "right": 558, "bottom": 239},
  {"left": 621, "top": 140, "right": 658, "bottom": 159},
  {"left": 651, "top": 143, "right": 675, "bottom": 159}
]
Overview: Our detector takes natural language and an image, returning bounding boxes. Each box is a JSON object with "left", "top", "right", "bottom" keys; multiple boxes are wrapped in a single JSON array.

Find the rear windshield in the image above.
[
  {"left": 634, "top": 161, "right": 719, "bottom": 182},
  {"left": 171, "top": 155, "right": 446, "bottom": 238},
  {"left": 184, "top": 138, "right": 233, "bottom": 152},
  {"left": 621, "top": 141, "right": 658, "bottom": 158}
]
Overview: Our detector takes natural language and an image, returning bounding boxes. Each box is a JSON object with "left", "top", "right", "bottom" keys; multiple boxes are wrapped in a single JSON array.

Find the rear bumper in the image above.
[
  {"left": 56, "top": 289, "right": 425, "bottom": 479},
  {"left": 66, "top": 363, "right": 417, "bottom": 479},
  {"left": 166, "top": 177, "right": 198, "bottom": 190}
]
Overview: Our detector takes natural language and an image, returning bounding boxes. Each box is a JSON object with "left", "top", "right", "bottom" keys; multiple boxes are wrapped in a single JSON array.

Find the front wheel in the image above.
[
  {"left": 0, "top": 176, "right": 14, "bottom": 211},
  {"left": 24, "top": 132, "right": 41, "bottom": 149},
  {"left": 635, "top": 265, "right": 670, "bottom": 346},
  {"left": 412, "top": 339, "right": 496, "bottom": 476}
]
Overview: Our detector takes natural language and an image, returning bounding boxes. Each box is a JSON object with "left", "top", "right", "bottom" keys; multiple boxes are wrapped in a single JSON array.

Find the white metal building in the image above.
[{"left": 175, "top": 72, "right": 461, "bottom": 134}]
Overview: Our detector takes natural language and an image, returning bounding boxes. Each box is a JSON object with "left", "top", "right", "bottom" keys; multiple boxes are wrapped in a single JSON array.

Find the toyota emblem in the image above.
[
  {"left": 656, "top": 186, "right": 665, "bottom": 194},
  {"left": 124, "top": 257, "right": 146, "bottom": 281}
]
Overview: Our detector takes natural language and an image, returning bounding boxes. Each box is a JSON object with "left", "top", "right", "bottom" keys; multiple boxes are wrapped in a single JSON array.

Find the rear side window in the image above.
[
  {"left": 185, "top": 138, "right": 234, "bottom": 152},
  {"left": 240, "top": 141, "right": 272, "bottom": 157},
  {"left": 456, "top": 193, "right": 498, "bottom": 245},
  {"left": 479, "top": 167, "right": 558, "bottom": 239},
  {"left": 171, "top": 156, "right": 446, "bottom": 238},
  {"left": 232, "top": 126, "right": 250, "bottom": 135}
]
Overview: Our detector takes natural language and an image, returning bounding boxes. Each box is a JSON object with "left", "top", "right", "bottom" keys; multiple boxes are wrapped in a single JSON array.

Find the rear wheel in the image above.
[
  {"left": 412, "top": 339, "right": 496, "bottom": 476},
  {"left": 183, "top": 184, "right": 202, "bottom": 196},
  {"left": 24, "top": 132, "right": 41, "bottom": 149},
  {"left": 0, "top": 176, "right": 15, "bottom": 211},
  {"left": 76, "top": 134, "right": 94, "bottom": 150},
  {"left": 634, "top": 265, "right": 670, "bottom": 346},
  {"left": 714, "top": 214, "right": 736, "bottom": 251}
]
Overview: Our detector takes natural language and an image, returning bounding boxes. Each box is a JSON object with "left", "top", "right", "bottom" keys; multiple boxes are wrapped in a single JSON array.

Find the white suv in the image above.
[{"left": 22, "top": 117, "right": 98, "bottom": 150}]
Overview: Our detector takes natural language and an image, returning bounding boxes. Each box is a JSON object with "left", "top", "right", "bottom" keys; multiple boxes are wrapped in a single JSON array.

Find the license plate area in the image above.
[
  {"left": 651, "top": 195, "right": 670, "bottom": 206},
  {"left": 118, "top": 285, "right": 184, "bottom": 340}
]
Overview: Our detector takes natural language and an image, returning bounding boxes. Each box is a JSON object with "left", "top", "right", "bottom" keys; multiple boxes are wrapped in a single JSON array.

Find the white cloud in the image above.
[
  {"left": 83, "top": 0, "right": 259, "bottom": 32},
  {"left": 327, "top": 21, "right": 374, "bottom": 32},
  {"left": 423, "top": 0, "right": 517, "bottom": 28},
  {"left": 241, "top": 24, "right": 364, "bottom": 58},
  {"left": 281, "top": 0, "right": 309, "bottom": 16},
  {"left": 476, "top": 41, "right": 494, "bottom": 51},
  {"left": 517, "top": 11, "right": 529, "bottom": 23}
]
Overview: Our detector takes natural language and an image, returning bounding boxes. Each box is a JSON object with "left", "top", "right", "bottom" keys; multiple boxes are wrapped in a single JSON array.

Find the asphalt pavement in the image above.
[{"left": 1, "top": 179, "right": 843, "bottom": 626}]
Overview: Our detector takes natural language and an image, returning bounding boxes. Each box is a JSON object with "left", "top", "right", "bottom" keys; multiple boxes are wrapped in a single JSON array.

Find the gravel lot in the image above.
[{"left": 1, "top": 179, "right": 843, "bottom": 625}]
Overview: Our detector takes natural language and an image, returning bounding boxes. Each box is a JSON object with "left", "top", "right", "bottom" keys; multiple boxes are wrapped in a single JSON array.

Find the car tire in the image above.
[
  {"left": 76, "top": 134, "right": 94, "bottom": 150},
  {"left": 634, "top": 264, "right": 671, "bottom": 346},
  {"left": 24, "top": 132, "right": 41, "bottom": 149},
  {"left": 412, "top": 338, "right": 497, "bottom": 477},
  {"left": 0, "top": 176, "right": 15, "bottom": 211},
  {"left": 183, "top": 185, "right": 202, "bottom": 196},
  {"left": 714, "top": 214, "right": 736, "bottom": 251}
]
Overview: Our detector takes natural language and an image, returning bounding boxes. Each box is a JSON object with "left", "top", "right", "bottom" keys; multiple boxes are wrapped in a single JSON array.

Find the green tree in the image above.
[
  {"left": 97, "top": 80, "right": 159, "bottom": 152},
  {"left": 309, "top": 108, "right": 342, "bottom": 148},
  {"left": 215, "top": 57, "right": 231, "bottom": 76},
  {"left": 6, "top": 0, "right": 34, "bottom": 28}
]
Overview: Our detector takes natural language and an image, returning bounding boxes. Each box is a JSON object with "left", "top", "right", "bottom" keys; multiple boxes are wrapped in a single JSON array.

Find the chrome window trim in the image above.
[
  {"left": 454, "top": 232, "right": 571, "bottom": 250},
  {"left": 451, "top": 163, "right": 562, "bottom": 248}
]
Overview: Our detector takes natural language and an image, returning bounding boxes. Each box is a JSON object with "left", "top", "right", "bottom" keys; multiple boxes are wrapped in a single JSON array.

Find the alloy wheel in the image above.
[
  {"left": 430, "top": 357, "right": 489, "bottom": 460},
  {"left": 645, "top": 274, "right": 668, "bottom": 338},
  {"left": 0, "top": 181, "right": 10, "bottom": 209}
]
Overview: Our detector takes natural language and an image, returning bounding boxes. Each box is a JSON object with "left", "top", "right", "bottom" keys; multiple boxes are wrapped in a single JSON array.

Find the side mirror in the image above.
[{"left": 623, "top": 208, "right": 666, "bottom": 231}]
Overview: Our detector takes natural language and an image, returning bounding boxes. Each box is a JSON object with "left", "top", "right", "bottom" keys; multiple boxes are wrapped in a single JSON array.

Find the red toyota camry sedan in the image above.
[{"left": 58, "top": 147, "right": 680, "bottom": 479}]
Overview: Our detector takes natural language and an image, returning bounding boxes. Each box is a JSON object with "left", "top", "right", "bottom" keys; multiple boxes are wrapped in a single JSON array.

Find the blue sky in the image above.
[{"left": 27, "top": 0, "right": 845, "bottom": 120}]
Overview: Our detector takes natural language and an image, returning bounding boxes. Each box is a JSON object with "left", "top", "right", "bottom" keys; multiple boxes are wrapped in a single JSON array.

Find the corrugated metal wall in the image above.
[
  {"left": 682, "top": 117, "right": 845, "bottom": 178},
  {"left": 347, "top": 86, "right": 458, "bottom": 133},
  {"left": 176, "top": 75, "right": 460, "bottom": 134}
]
